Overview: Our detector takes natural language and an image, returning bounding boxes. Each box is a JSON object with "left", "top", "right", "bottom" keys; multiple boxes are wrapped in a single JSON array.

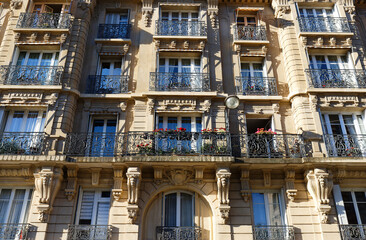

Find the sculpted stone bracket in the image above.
[
  {"left": 127, "top": 167, "right": 141, "bottom": 223},
  {"left": 207, "top": 0, "right": 218, "bottom": 28},
  {"left": 65, "top": 167, "right": 78, "bottom": 201},
  {"left": 10, "top": 0, "right": 22, "bottom": 10},
  {"left": 305, "top": 168, "right": 333, "bottom": 224},
  {"left": 195, "top": 167, "right": 204, "bottom": 184},
  {"left": 91, "top": 168, "right": 101, "bottom": 186},
  {"left": 240, "top": 168, "right": 250, "bottom": 202},
  {"left": 34, "top": 167, "right": 63, "bottom": 222},
  {"left": 141, "top": 0, "right": 153, "bottom": 27},
  {"left": 285, "top": 169, "right": 297, "bottom": 202},
  {"left": 216, "top": 168, "right": 231, "bottom": 224},
  {"left": 271, "top": 0, "right": 290, "bottom": 19},
  {"left": 112, "top": 167, "right": 124, "bottom": 201},
  {"left": 263, "top": 170, "right": 271, "bottom": 187}
]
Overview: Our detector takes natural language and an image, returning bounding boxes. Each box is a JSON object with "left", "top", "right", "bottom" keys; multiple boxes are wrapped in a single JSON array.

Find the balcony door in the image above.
[
  {"left": 32, "top": 4, "right": 70, "bottom": 28},
  {"left": 95, "top": 61, "right": 122, "bottom": 93},
  {"left": 298, "top": 8, "right": 339, "bottom": 32},
  {"left": 322, "top": 114, "right": 366, "bottom": 157},
  {"left": 240, "top": 62, "right": 266, "bottom": 95},
  {"left": 161, "top": 11, "right": 199, "bottom": 35},
  {"left": 105, "top": 11, "right": 129, "bottom": 25},
  {"left": 89, "top": 118, "right": 117, "bottom": 157}
]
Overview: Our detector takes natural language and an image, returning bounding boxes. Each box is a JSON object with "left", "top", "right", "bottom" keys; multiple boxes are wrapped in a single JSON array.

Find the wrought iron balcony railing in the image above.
[
  {"left": 234, "top": 25, "right": 267, "bottom": 41},
  {"left": 340, "top": 224, "right": 366, "bottom": 240},
  {"left": 231, "top": 134, "right": 305, "bottom": 158},
  {"left": 0, "top": 65, "right": 64, "bottom": 86},
  {"left": 0, "top": 223, "right": 30, "bottom": 240},
  {"left": 155, "top": 20, "right": 207, "bottom": 36},
  {"left": 64, "top": 132, "right": 231, "bottom": 156},
  {"left": 156, "top": 226, "right": 202, "bottom": 240},
  {"left": 16, "top": 13, "right": 72, "bottom": 29},
  {"left": 97, "top": 24, "right": 131, "bottom": 39},
  {"left": 150, "top": 72, "right": 210, "bottom": 92},
  {"left": 235, "top": 77, "right": 277, "bottom": 95},
  {"left": 253, "top": 225, "right": 295, "bottom": 240},
  {"left": 305, "top": 69, "right": 366, "bottom": 88},
  {"left": 323, "top": 134, "right": 366, "bottom": 157},
  {"left": 298, "top": 17, "right": 351, "bottom": 33},
  {"left": 67, "top": 225, "right": 112, "bottom": 240},
  {"left": 87, "top": 75, "right": 129, "bottom": 94},
  {"left": 0, "top": 132, "right": 45, "bottom": 155}
]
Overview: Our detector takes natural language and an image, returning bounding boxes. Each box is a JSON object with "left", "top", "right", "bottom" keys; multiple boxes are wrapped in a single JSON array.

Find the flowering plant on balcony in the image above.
[
  {"left": 345, "top": 147, "right": 361, "bottom": 157},
  {"left": 137, "top": 142, "right": 153, "bottom": 154},
  {"left": 255, "top": 128, "right": 277, "bottom": 135}
]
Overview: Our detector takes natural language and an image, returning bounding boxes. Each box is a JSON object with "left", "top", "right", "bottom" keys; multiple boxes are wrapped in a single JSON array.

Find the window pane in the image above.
[
  {"left": 23, "top": 189, "right": 33, "bottom": 223},
  {"left": 168, "top": 117, "right": 177, "bottom": 130},
  {"left": 342, "top": 192, "right": 353, "bottom": 202},
  {"left": 196, "top": 117, "right": 202, "bottom": 132},
  {"left": 158, "top": 116, "right": 164, "bottom": 129},
  {"left": 40, "top": 53, "right": 53, "bottom": 66},
  {"left": 0, "top": 189, "right": 12, "bottom": 223},
  {"left": 267, "top": 193, "right": 282, "bottom": 225},
  {"left": 357, "top": 116, "right": 366, "bottom": 134},
  {"left": 343, "top": 115, "right": 357, "bottom": 135},
  {"left": 328, "top": 115, "right": 343, "bottom": 134},
  {"left": 181, "top": 117, "right": 191, "bottom": 132},
  {"left": 106, "top": 120, "right": 117, "bottom": 133},
  {"left": 8, "top": 189, "right": 26, "bottom": 224},
  {"left": 92, "top": 120, "right": 105, "bottom": 133},
  {"left": 79, "top": 191, "right": 95, "bottom": 225},
  {"left": 252, "top": 193, "right": 267, "bottom": 225},
  {"left": 358, "top": 203, "right": 366, "bottom": 224},
  {"left": 355, "top": 192, "right": 366, "bottom": 202},
  {"left": 164, "top": 193, "right": 177, "bottom": 226},
  {"left": 16, "top": 52, "right": 27, "bottom": 66},
  {"left": 7, "top": 111, "right": 24, "bottom": 132},
  {"left": 96, "top": 202, "right": 110, "bottom": 225},
  {"left": 27, "top": 53, "right": 40, "bottom": 66},
  {"left": 25, "top": 111, "right": 39, "bottom": 132},
  {"left": 180, "top": 193, "right": 193, "bottom": 227}
]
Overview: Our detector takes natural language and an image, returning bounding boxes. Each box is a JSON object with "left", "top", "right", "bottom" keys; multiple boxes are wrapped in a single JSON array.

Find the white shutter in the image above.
[
  {"left": 333, "top": 185, "right": 348, "bottom": 224},
  {"left": 79, "top": 191, "right": 95, "bottom": 224}
]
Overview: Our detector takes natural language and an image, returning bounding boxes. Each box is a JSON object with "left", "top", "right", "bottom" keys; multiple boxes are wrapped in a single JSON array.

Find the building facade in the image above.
[{"left": 0, "top": 0, "right": 365, "bottom": 239}]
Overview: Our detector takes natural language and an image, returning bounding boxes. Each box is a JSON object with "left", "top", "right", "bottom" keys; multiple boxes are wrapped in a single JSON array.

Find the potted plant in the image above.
[{"left": 136, "top": 142, "right": 154, "bottom": 155}]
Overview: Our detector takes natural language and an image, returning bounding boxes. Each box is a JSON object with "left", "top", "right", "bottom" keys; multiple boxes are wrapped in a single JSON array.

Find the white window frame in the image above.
[
  {"left": 162, "top": 190, "right": 195, "bottom": 227},
  {"left": 240, "top": 61, "right": 267, "bottom": 77},
  {"left": 105, "top": 11, "right": 130, "bottom": 24},
  {"left": 159, "top": 58, "right": 201, "bottom": 73},
  {"left": 0, "top": 188, "right": 33, "bottom": 224},
  {"left": 156, "top": 115, "right": 202, "bottom": 132},
  {"left": 160, "top": 11, "right": 199, "bottom": 21},
  {"left": 14, "top": 51, "right": 59, "bottom": 67},
  {"left": 4, "top": 110, "right": 46, "bottom": 133},
  {"left": 309, "top": 54, "right": 353, "bottom": 70},
  {"left": 98, "top": 60, "right": 123, "bottom": 76},
  {"left": 75, "top": 188, "right": 111, "bottom": 225}
]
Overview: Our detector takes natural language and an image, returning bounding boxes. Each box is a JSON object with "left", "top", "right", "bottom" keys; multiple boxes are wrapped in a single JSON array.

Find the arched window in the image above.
[{"left": 163, "top": 191, "right": 194, "bottom": 227}]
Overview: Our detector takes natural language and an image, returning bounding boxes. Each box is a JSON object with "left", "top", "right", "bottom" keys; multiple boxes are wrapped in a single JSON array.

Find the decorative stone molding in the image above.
[
  {"left": 29, "top": 33, "right": 37, "bottom": 42},
  {"left": 271, "top": 0, "right": 290, "bottom": 19},
  {"left": 119, "top": 102, "right": 127, "bottom": 112},
  {"left": 43, "top": 33, "right": 50, "bottom": 42},
  {"left": 301, "top": 36, "right": 307, "bottom": 47},
  {"left": 219, "top": 205, "right": 230, "bottom": 224},
  {"left": 272, "top": 103, "right": 280, "bottom": 114},
  {"left": 203, "top": 99, "right": 211, "bottom": 113},
  {"left": 345, "top": 38, "right": 352, "bottom": 47},
  {"left": 112, "top": 167, "right": 124, "bottom": 201},
  {"left": 240, "top": 168, "right": 251, "bottom": 202},
  {"left": 334, "top": 167, "right": 346, "bottom": 184},
  {"left": 169, "top": 41, "right": 176, "bottom": 49},
  {"left": 305, "top": 168, "right": 333, "bottom": 224},
  {"left": 199, "top": 41, "right": 205, "bottom": 50},
  {"left": 0, "top": 167, "right": 33, "bottom": 177},
  {"left": 319, "top": 95, "right": 359, "bottom": 108},
  {"left": 344, "top": 0, "right": 356, "bottom": 21},
  {"left": 147, "top": 98, "right": 155, "bottom": 114},
  {"left": 127, "top": 204, "right": 139, "bottom": 223},
  {"left": 262, "top": 46, "right": 268, "bottom": 54},
  {"left": 10, "top": 0, "right": 22, "bottom": 10},
  {"left": 158, "top": 99, "right": 197, "bottom": 111},
  {"left": 34, "top": 167, "right": 63, "bottom": 222},
  {"left": 14, "top": 32, "right": 21, "bottom": 42},
  {"left": 91, "top": 168, "right": 101, "bottom": 186},
  {"left": 234, "top": 44, "right": 241, "bottom": 54},
  {"left": 285, "top": 169, "right": 297, "bottom": 202},
  {"left": 165, "top": 168, "right": 193, "bottom": 185},
  {"left": 315, "top": 37, "right": 323, "bottom": 47},
  {"left": 216, "top": 168, "right": 231, "bottom": 205},
  {"left": 60, "top": 34, "right": 67, "bottom": 44},
  {"left": 194, "top": 167, "right": 204, "bottom": 184},
  {"left": 309, "top": 95, "right": 318, "bottom": 111},
  {"left": 154, "top": 40, "right": 160, "bottom": 50},
  {"left": 329, "top": 37, "right": 336, "bottom": 47},
  {"left": 142, "top": 0, "right": 153, "bottom": 27},
  {"left": 65, "top": 167, "right": 78, "bottom": 201},
  {"left": 183, "top": 41, "right": 189, "bottom": 49},
  {"left": 123, "top": 44, "right": 130, "bottom": 54},
  {"left": 263, "top": 170, "right": 271, "bottom": 187},
  {"left": 153, "top": 166, "right": 163, "bottom": 184},
  {"left": 127, "top": 167, "right": 141, "bottom": 205}
]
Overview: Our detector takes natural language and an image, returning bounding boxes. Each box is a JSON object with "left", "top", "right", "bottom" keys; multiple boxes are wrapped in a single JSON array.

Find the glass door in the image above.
[
  {"left": 89, "top": 119, "right": 117, "bottom": 157},
  {"left": 98, "top": 61, "right": 122, "bottom": 93}
]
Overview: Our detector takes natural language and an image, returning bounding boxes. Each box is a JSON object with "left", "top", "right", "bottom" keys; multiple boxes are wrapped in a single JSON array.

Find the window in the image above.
[
  {"left": 76, "top": 190, "right": 111, "bottom": 225},
  {"left": 32, "top": 4, "right": 70, "bottom": 14},
  {"left": 159, "top": 58, "right": 200, "bottom": 74},
  {"left": 163, "top": 191, "right": 194, "bottom": 227},
  {"left": 88, "top": 118, "right": 117, "bottom": 157},
  {"left": 157, "top": 116, "right": 202, "bottom": 132},
  {"left": 322, "top": 113, "right": 366, "bottom": 157},
  {"left": 159, "top": 11, "right": 199, "bottom": 36},
  {"left": 236, "top": 15, "right": 257, "bottom": 27},
  {"left": 240, "top": 62, "right": 268, "bottom": 95},
  {"left": 105, "top": 11, "right": 129, "bottom": 24},
  {"left": 0, "top": 188, "right": 33, "bottom": 224},
  {"left": 298, "top": 7, "right": 346, "bottom": 32},
  {"left": 4, "top": 110, "right": 46, "bottom": 133},
  {"left": 16, "top": 51, "right": 59, "bottom": 67},
  {"left": 299, "top": 8, "right": 335, "bottom": 18}
]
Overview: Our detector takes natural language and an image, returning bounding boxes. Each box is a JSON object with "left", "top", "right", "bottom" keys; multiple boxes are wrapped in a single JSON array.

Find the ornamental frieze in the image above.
[
  {"left": 318, "top": 95, "right": 359, "bottom": 107},
  {"left": 156, "top": 98, "right": 211, "bottom": 112},
  {"left": 0, "top": 92, "right": 58, "bottom": 106}
]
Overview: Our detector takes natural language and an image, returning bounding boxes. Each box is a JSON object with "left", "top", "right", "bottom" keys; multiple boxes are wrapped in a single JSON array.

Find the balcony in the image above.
[
  {"left": 232, "top": 134, "right": 305, "bottom": 158},
  {"left": 324, "top": 134, "right": 366, "bottom": 157},
  {"left": 339, "top": 224, "right": 366, "bottom": 240},
  {"left": 156, "top": 226, "right": 201, "bottom": 240},
  {"left": 253, "top": 226, "right": 295, "bottom": 240},
  {"left": 155, "top": 20, "right": 207, "bottom": 37},
  {"left": 298, "top": 17, "right": 351, "bottom": 33},
  {"left": 97, "top": 24, "right": 131, "bottom": 39},
  {"left": 67, "top": 225, "right": 112, "bottom": 240},
  {"left": 150, "top": 72, "right": 210, "bottom": 92},
  {"left": 233, "top": 25, "right": 267, "bottom": 42},
  {"left": 87, "top": 75, "right": 129, "bottom": 94},
  {"left": 16, "top": 13, "right": 72, "bottom": 29},
  {"left": 64, "top": 132, "right": 231, "bottom": 157},
  {"left": 305, "top": 69, "right": 366, "bottom": 89},
  {"left": 0, "top": 132, "right": 45, "bottom": 155},
  {"left": 0, "top": 223, "right": 30, "bottom": 240},
  {"left": 0, "top": 65, "right": 64, "bottom": 86},
  {"left": 235, "top": 77, "right": 277, "bottom": 96}
]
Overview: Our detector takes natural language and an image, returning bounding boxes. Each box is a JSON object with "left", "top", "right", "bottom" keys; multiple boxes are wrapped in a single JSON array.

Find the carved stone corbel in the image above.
[
  {"left": 127, "top": 204, "right": 139, "bottom": 224},
  {"left": 315, "top": 37, "right": 323, "bottom": 47},
  {"left": 120, "top": 102, "right": 127, "bottom": 112},
  {"left": 301, "top": 36, "right": 307, "bottom": 47},
  {"left": 123, "top": 44, "right": 129, "bottom": 54},
  {"left": 10, "top": 0, "right": 22, "bottom": 10},
  {"left": 263, "top": 170, "right": 271, "bottom": 187},
  {"left": 207, "top": 0, "right": 218, "bottom": 28},
  {"left": 240, "top": 168, "right": 250, "bottom": 202},
  {"left": 285, "top": 169, "right": 297, "bottom": 202},
  {"left": 183, "top": 41, "right": 189, "bottom": 49},
  {"left": 34, "top": 167, "right": 63, "bottom": 222},
  {"left": 43, "top": 33, "right": 50, "bottom": 42},
  {"left": 91, "top": 168, "right": 101, "bottom": 186},
  {"left": 153, "top": 166, "right": 163, "bottom": 184},
  {"left": 219, "top": 205, "right": 230, "bottom": 224},
  {"left": 29, "top": 33, "right": 37, "bottom": 42},
  {"left": 147, "top": 98, "right": 154, "bottom": 114},
  {"left": 271, "top": 0, "right": 290, "bottom": 19},
  {"left": 65, "top": 167, "right": 78, "bottom": 201},
  {"left": 216, "top": 168, "right": 231, "bottom": 224},
  {"left": 112, "top": 167, "right": 124, "bottom": 201},
  {"left": 127, "top": 167, "right": 141, "bottom": 204},
  {"left": 142, "top": 0, "right": 153, "bottom": 27},
  {"left": 194, "top": 166, "right": 204, "bottom": 184},
  {"left": 305, "top": 168, "right": 333, "bottom": 223},
  {"left": 329, "top": 37, "right": 336, "bottom": 47}
]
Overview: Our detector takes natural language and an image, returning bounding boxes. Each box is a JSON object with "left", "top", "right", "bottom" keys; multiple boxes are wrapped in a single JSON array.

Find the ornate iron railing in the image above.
[
  {"left": 0, "top": 132, "right": 45, "bottom": 155},
  {"left": 97, "top": 24, "right": 131, "bottom": 39},
  {"left": 231, "top": 134, "right": 305, "bottom": 158},
  {"left": 305, "top": 69, "right": 366, "bottom": 88},
  {"left": 235, "top": 77, "right": 277, "bottom": 95},
  {"left": 16, "top": 13, "right": 72, "bottom": 29},
  {"left": 64, "top": 132, "right": 231, "bottom": 156},
  {"left": 340, "top": 224, "right": 366, "bottom": 240},
  {"left": 150, "top": 72, "right": 210, "bottom": 92},
  {"left": 67, "top": 225, "right": 112, "bottom": 240},
  {"left": 298, "top": 17, "right": 351, "bottom": 33},
  {"left": 253, "top": 226, "right": 295, "bottom": 240},
  {"left": 0, "top": 65, "right": 64, "bottom": 85},
  {"left": 234, "top": 25, "right": 267, "bottom": 41},
  {"left": 156, "top": 226, "right": 202, "bottom": 240},
  {"left": 323, "top": 134, "right": 366, "bottom": 157},
  {"left": 0, "top": 223, "right": 30, "bottom": 240},
  {"left": 87, "top": 75, "right": 129, "bottom": 94},
  {"left": 155, "top": 20, "right": 207, "bottom": 36}
]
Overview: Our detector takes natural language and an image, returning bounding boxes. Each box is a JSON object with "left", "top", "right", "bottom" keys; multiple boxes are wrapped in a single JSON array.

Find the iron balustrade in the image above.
[
  {"left": 87, "top": 75, "right": 129, "bottom": 94},
  {"left": 231, "top": 134, "right": 305, "bottom": 158},
  {"left": 298, "top": 17, "right": 351, "bottom": 33},
  {"left": 64, "top": 132, "right": 231, "bottom": 156},
  {"left": 253, "top": 226, "right": 295, "bottom": 240},
  {"left": 323, "top": 134, "right": 366, "bottom": 157},
  {"left": 156, "top": 226, "right": 202, "bottom": 240},
  {"left": 155, "top": 20, "right": 207, "bottom": 36},
  {"left": 235, "top": 77, "right": 277, "bottom": 95},
  {"left": 16, "top": 13, "right": 72, "bottom": 29},
  {"left": 0, "top": 65, "right": 64, "bottom": 86},
  {"left": 340, "top": 224, "right": 366, "bottom": 240},
  {"left": 150, "top": 72, "right": 210, "bottom": 92},
  {"left": 67, "top": 225, "right": 112, "bottom": 240},
  {"left": 234, "top": 25, "right": 267, "bottom": 41},
  {"left": 0, "top": 223, "right": 30, "bottom": 240},
  {"left": 305, "top": 69, "right": 366, "bottom": 88},
  {"left": 97, "top": 24, "right": 131, "bottom": 39},
  {"left": 0, "top": 132, "right": 45, "bottom": 155}
]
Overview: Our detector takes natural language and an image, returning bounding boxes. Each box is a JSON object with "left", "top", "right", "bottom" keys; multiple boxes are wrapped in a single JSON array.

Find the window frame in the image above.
[
  {"left": 159, "top": 58, "right": 201, "bottom": 73},
  {"left": 160, "top": 11, "right": 200, "bottom": 21},
  {"left": 309, "top": 54, "right": 353, "bottom": 70},
  {"left": 321, "top": 113, "right": 366, "bottom": 135},
  {"left": 32, "top": 3, "right": 70, "bottom": 14},
  {"left": 240, "top": 61, "right": 267, "bottom": 77},
  {"left": 0, "top": 187, "right": 33, "bottom": 224},
  {"left": 236, "top": 15, "right": 258, "bottom": 26},
  {"left": 105, "top": 10, "right": 130, "bottom": 24},
  {"left": 14, "top": 51, "right": 60, "bottom": 67},
  {"left": 3, "top": 110, "right": 46, "bottom": 133},
  {"left": 156, "top": 114, "right": 202, "bottom": 132}
]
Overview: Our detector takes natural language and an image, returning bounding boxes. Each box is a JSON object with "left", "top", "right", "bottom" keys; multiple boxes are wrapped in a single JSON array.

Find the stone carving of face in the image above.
[
  {"left": 130, "top": 177, "right": 136, "bottom": 186},
  {"left": 221, "top": 177, "right": 227, "bottom": 186}
]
